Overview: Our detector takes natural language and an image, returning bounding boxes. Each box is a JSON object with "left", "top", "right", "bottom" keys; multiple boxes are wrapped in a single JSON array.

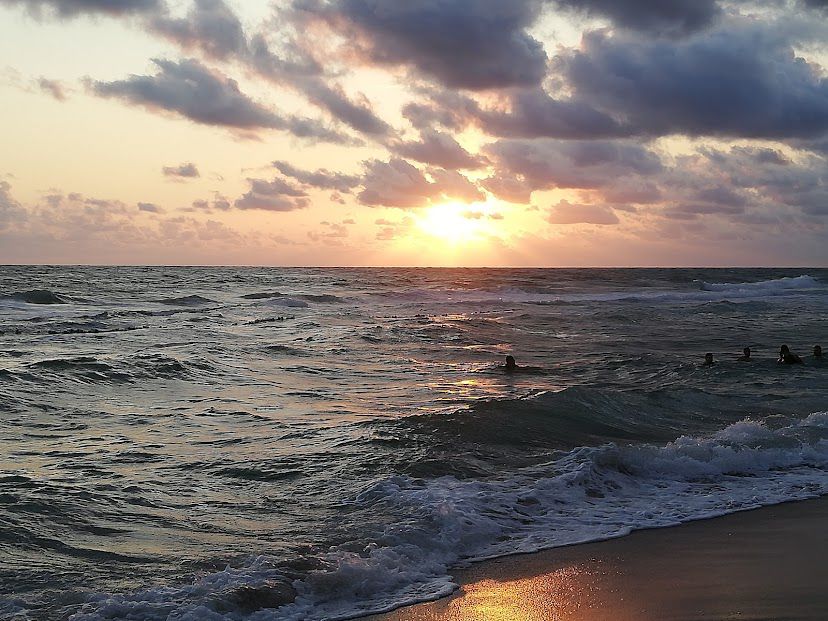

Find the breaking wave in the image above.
[{"left": 66, "top": 412, "right": 828, "bottom": 620}]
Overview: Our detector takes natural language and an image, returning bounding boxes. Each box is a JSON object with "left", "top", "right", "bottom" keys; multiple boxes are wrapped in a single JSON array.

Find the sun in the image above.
[{"left": 417, "top": 202, "right": 494, "bottom": 244}]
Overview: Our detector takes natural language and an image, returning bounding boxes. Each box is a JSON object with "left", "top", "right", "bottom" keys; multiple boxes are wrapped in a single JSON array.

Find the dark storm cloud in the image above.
[
  {"left": 485, "top": 139, "right": 663, "bottom": 191},
  {"left": 162, "top": 162, "right": 200, "bottom": 178},
  {"left": 401, "top": 86, "right": 623, "bottom": 140},
  {"left": 90, "top": 58, "right": 354, "bottom": 143},
  {"left": 357, "top": 158, "right": 482, "bottom": 208},
  {"left": 553, "top": 0, "right": 721, "bottom": 36},
  {"left": 252, "top": 40, "right": 390, "bottom": 136},
  {"left": 474, "top": 88, "right": 628, "bottom": 140},
  {"left": 297, "top": 0, "right": 548, "bottom": 90},
  {"left": 0, "top": 0, "right": 160, "bottom": 17},
  {"left": 297, "top": 78, "right": 392, "bottom": 136},
  {"left": 693, "top": 186, "right": 748, "bottom": 208},
  {"left": 272, "top": 161, "right": 360, "bottom": 193},
  {"left": 665, "top": 201, "right": 746, "bottom": 219},
  {"left": 392, "top": 130, "right": 488, "bottom": 170},
  {"left": 234, "top": 177, "right": 310, "bottom": 211},
  {"left": 147, "top": 1, "right": 390, "bottom": 138},
  {"left": 399, "top": 19, "right": 828, "bottom": 143},
  {"left": 556, "top": 26, "right": 828, "bottom": 140},
  {"left": 150, "top": 0, "right": 246, "bottom": 60}
]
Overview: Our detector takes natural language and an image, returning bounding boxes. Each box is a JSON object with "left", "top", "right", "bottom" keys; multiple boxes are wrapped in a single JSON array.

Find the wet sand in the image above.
[{"left": 365, "top": 496, "right": 828, "bottom": 621}]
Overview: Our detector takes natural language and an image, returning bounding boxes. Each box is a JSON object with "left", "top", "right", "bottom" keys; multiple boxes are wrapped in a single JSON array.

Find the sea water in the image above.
[{"left": 0, "top": 267, "right": 826, "bottom": 620}]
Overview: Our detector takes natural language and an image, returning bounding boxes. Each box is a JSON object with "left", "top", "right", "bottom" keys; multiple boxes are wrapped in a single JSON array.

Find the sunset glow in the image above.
[
  {"left": 0, "top": 1, "right": 825, "bottom": 266},
  {"left": 417, "top": 202, "right": 495, "bottom": 245}
]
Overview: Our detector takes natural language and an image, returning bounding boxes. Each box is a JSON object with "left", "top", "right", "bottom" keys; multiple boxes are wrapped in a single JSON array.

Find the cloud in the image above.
[
  {"left": 190, "top": 195, "right": 231, "bottom": 212},
  {"left": 0, "top": 0, "right": 160, "bottom": 18},
  {"left": 296, "top": 77, "right": 392, "bottom": 136},
  {"left": 146, "top": 1, "right": 390, "bottom": 138},
  {"left": 37, "top": 77, "right": 67, "bottom": 101},
  {"left": 162, "top": 162, "right": 200, "bottom": 178},
  {"left": 556, "top": 25, "right": 828, "bottom": 140},
  {"left": 685, "top": 146, "right": 828, "bottom": 218},
  {"left": 374, "top": 216, "right": 414, "bottom": 240},
  {"left": 553, "top": 0, "right": 721, "bottom": 36},
  {"left": 473, "top": 88, "right": 629, "bottom": 140},
  {"left": 137, "top": 201, "right": 163, "bottom": 213},
  {"left": 308, "top": 220, "right": 351, "bottom": 245},
  {"left": 399, "top": 20, "right": 828, "bottom": 143},
  {"left": 485, "top": 139, "right": 663, "bottom": 191},
  {"left": 234, "top": 177, "right": 310, "bottom": 211},
  {"left": 392, "top": 130, "right": 488, "bottom": 169},
  {"left": 357, "top": 158, "right": 483, "bottom": 208},
  {"left": 480, "top": 173, "right": 535, "bottom": 204},
  {"left": 401, "top": 86, "right": 625, "bottom": 140},
  {"left": 547, "top": 200, "right": 620, "bottom": 225},
  {"left": 272, "top": 161, "right": 360, "bottom": 192},
  {"left": 426, "top": 167, "right": 486, "bottom": 203},
  {"left": 90, "top": 58, "right": 354, "bottom": 143},
  {"left": 150, "top": 0, "right": 246, "bottom": 61},
  {"left": 0, "top": 180, "right": 27, "bottom": 230},
  {"left": 299, "top": 0, "right": 548, "bottom": 89}
]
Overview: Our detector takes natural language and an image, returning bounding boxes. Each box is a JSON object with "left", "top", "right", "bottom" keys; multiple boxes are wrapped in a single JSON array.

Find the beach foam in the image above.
[{"left": 68, "top": 413, "right": 828, "bottom": 621}]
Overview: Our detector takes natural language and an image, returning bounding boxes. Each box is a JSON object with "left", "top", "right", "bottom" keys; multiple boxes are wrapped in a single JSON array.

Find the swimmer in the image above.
[
  {"left": 504, "top": 355, "right": 518, "bottom": 372},
  {"left": 778, "top": 345, "right": 803, "bottom": 365},
  {"left": 703, "top": 353, "right": 715, "bottom": 366},
  {"left": 814, "top": 345, "right": 823, "bottom": 359},
  {"left": 737, "top": 347, "right": 751, "bottom": 361}
]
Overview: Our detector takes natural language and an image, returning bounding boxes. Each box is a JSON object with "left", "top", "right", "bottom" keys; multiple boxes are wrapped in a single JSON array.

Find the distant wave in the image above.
[
  {"left": 1, "top": 290, "right": 67, "bottom": 305},
  {"left": 241, "top": 291, "right": 284, "bottom": 300},
  {"left": 243, "top": 291, "right": 345, "bottom": 304},
  {"left": 379, "top": 275, "right": 826, "bottom": 307},
  {"left": 263, "top": 344, "right": 308, "bottom": 356},
  {"left": 18, "top": 354, "right": 195, "bottom": 383},
  {"left": 700, "top": 275, "right": 822, "bottom": 293},
  {"left": 155, "top": 295, "right": 215, "bottom": 306}
]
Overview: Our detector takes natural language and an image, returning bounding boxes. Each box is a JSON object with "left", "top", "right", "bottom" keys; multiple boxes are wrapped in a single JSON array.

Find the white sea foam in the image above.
[
  {"left": 69, "top": 413, "right": 828, "bottom": 621},
  {"left": 700, "top": 275, "right": 822, "bottom": 293},
  {"left": 260, "top": 297, "right": 309, "bottom": 308}
]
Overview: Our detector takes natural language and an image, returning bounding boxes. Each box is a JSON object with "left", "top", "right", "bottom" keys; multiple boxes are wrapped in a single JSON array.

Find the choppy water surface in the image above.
[{"left": 1, "top": 267, "right": 827, "bottom": 620}]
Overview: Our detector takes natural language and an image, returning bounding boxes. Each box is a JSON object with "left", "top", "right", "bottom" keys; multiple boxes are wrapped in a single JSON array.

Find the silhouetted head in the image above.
[
  {"left": 815, "top": 345, "right": 823, "bottom": 358},
  {"left": 743, "top": 347, "right": 751, "bottom": 358},
  {"left": 505, "top": 355, "right": 517, "bottom": 370},
  {"left": 704, "top": 353, "right": 714, "bottom": 365},
  {"left": 780, "top": 345, "right": 790, "bottom": 355}
]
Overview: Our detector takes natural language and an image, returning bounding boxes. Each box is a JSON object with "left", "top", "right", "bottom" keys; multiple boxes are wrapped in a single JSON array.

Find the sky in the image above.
[{"left": 0, "top": 0, "right": 827, "bottom": 267}]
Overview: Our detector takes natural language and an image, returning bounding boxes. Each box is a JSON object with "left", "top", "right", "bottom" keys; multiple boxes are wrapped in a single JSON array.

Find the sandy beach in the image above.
[{"left": 365, "top": 496, "right": 828, "bottom": 621}]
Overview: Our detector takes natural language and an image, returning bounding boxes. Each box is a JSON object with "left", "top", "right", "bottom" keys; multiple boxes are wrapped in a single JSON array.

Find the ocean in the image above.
[{"left": 1, "top": 267, "right": 826, "bottom": 620}]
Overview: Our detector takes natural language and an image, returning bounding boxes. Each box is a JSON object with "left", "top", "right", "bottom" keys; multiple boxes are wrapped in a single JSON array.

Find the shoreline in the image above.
[{"left": 364, "top": 495, "right": 828, "bottom": 621}]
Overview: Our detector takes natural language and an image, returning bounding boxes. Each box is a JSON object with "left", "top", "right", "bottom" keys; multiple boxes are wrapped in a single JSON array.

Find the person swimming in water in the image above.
[
  {"left": 737, "top": 347, "right": 751, "bottom": 361},
  {"left": 504, "top": 355, "right": 518, "bottom": 372},
  {"left": 778, "top": 345, "right": 803, "bottom": 365},
  {"left": 814, "top": 345, "right": 823, "bottom": 359},
  {"left": 703, "top": 353, "right": 715, "bottom": 366}
]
